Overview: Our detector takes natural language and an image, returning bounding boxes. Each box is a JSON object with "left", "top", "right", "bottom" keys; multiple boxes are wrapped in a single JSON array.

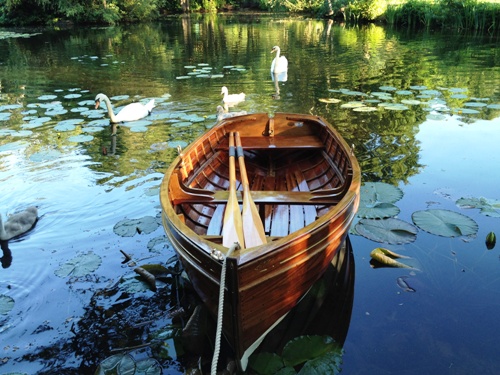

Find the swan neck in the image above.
[{"left": 101, "top": 95, "right": 118, "bottom": 123}]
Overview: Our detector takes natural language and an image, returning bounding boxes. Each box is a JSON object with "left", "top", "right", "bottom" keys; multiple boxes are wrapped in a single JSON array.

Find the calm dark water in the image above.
[{"left": 1, "top": 14, "right": 500, "bottom": 374}]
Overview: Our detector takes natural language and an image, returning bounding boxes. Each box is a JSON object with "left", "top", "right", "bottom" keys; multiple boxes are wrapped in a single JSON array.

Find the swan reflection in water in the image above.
[
  {"left": 1, "top": 241, "right": 12, "bottom": 269},
  {"left": 272, "top": 72, "right": 288, "bottom": 100}
]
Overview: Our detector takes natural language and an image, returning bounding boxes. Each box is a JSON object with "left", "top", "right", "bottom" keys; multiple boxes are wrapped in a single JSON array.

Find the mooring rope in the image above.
[{"left": 211, "top": 242, "right": 239, "bottom": 375}]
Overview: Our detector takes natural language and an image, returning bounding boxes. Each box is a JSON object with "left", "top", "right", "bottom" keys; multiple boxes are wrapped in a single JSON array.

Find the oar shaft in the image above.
[
  {"left": 222, "top": 132, "right": 244, "bottom": 248},
  {"left": 234, "top": 132, "right": 267, "bottom": 247}
]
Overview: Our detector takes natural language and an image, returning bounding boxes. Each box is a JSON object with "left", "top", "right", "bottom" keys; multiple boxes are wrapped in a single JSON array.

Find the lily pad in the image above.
[
  {"left": 95, "top": 353, "right": 136, "bottom": 375},
  {"left": 282, "top": 335, "right": 339, "bottom": 367},
  {"left": 353, "top": 106, "right": 377, "bottom": 112},
  {"left": 0, "top": 294, "right": 15, "bottom": 315},
  {"left": 68, "top": 134, "right": 94, "bottom": 142},
  {"left": 395, "top": 90, "right": 413, "bottom": 96},
  {"left": 54, "top": 251, "right": 102, "bottom": 278},
  {"left": 30, "top": 149, "right": 63, "bottom": 162},
  {"left": 340, "top": 101, "right": 365, "bottom": 109},
  {"left": 379, "top": 86, "right": 397, "bottom": 91},
  {"left": 38, "top": 94, "right": 58, "bottom": 100},
  {"left": 463, "top": 102, "right": 487, "bottom": 108},
  {"left": 358, "top": 182, "right": 403, "bottom": 219},
  {"left": 113, "top": 216, "right": 160, "bottom": 237},
  {"left": 0, "top": 112, "right": 12, "bottom": 121},
  {"left": 401, "top": 99, "right": 421, "bottom": 105},
  {"left": 355, "top": 218, "right": 418, "bottom": 244},
  {"left": 412, "top": 209, "right": 478, "bottom": 237},
  {"left": 409, "top": 85, "right": 427, "bottom": 90},
  {"left": 319, "top": 98, "right": 341, "bottom": 104},
  {"left": 456, "top": 197, "right": 500, "bottom": 218}
]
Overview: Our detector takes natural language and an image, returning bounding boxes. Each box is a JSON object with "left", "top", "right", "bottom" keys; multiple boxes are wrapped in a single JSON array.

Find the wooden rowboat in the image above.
[{"left": 159, "top": 112, "right": 361, "bottom": 370}]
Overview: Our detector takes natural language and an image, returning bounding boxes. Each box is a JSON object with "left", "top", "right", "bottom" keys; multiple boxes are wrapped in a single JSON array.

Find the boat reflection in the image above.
[{"left": 255, "top": 235, "right": 355, "bottom": 357}]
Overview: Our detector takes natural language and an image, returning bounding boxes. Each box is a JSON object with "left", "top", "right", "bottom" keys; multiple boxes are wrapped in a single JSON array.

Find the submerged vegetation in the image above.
[{"left": 0, "top": 0, "right": 499, "bottom": 32}]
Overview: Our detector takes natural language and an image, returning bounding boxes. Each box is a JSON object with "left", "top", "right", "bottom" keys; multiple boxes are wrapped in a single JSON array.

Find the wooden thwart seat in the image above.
[{"left": 215, "top": 136, "right": 325, "bottom": 150}]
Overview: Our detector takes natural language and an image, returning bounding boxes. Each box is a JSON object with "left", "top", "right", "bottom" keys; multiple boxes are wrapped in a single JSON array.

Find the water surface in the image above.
[{"left": 1, "top": 14, "right": 500, "bottom": 374}]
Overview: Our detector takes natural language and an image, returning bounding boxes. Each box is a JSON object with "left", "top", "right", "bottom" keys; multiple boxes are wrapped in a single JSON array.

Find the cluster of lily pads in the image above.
[
  {"left": 176, "top": 62, "right": 247, "bottom": 80},
  {"left": 70, "top": 54, "right": 124, "bottom": 67},
  {"left": 353, "top": 182, "right": 483, "bottom": 245},
  {"left": 0, "top": 31, "right": 41, "bottom": 40},
  {"left": 319, "top": 85, "right": 500, "bottom": 120}
]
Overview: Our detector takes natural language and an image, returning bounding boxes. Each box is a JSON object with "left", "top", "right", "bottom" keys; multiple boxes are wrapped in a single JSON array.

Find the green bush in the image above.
[{"left": 347, "top": 0, "right": 387, "bottom": 22}]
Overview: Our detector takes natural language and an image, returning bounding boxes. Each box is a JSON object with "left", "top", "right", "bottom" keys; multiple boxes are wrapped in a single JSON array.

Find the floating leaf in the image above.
[
  {"left": 379, "top": 86, "right": 397, "bottom": 91},
  {"left": 0, "top": 294, "right": 15, "bottom": 315},
  {"left": 113, "top": 216, "right": 160, "bottom": 237},
  {"left": 395, "top": 90, "right": 413, "bottom": 96},
  {"left": 95, "top": 353, "right": 136, "bottom": 375},
  {"left": 135, "top": 358, "right": 162, "bottom": 375},
  {"left": 318, "top": 98, "right": 341, "bottom": 104},
  {"left": 401, "top": 99, "right": 421, "bottom": 105},
  {"left": 249, "top": 352, "right": 285, "bottom": 375},
  {"left": 340, "top": 101, "right": 365, "bottom": 109},
  {"left": 282, "top": 335, "right": 338, "bottom": 367},
  {"left": 54, "top": 251, "right": 102, "bottom": 278},
  {"left": 68, "top": 134, "right": 94, "bottom": 142},
  {"left": 463, "top": 102, "right": 487, "bottom": 108},
  {"left": 412, "top": 209, "right": 478, "bottom": 237},
  {"left": 355, "top": 218, "right": 418, "bottom": 244},
  {"left": 358, "top": 182, "right": 403, "bottom": 219},
  {"left": 456, "top": 197, "right": 500, "bottom": 218},
  {"left": 299, "top": 350, "right": 343, "bottom": 374},
  {"left": 353, "top": 106, "right": 377, "bottom": 112}
]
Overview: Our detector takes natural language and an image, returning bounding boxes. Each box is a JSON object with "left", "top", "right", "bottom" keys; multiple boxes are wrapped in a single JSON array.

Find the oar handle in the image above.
[
  {"left": 228, "top": 132, "right": 236, "bottom": 190},
  {"left": 234, "top": 132, "right": 250, "bottom": 189}
]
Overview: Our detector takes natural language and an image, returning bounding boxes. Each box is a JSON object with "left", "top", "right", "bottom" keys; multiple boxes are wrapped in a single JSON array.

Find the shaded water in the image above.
[{"left": 1, "top": 14, "right": 500, "bottom": 374}]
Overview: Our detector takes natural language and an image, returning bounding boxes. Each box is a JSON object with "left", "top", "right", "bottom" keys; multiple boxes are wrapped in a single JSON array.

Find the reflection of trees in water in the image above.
[
  {"left": 2, "top": 17, "right": 498, "bottom": 190},
  {"left": 355, "top": 108, "right": 426, "bottom": 185}
]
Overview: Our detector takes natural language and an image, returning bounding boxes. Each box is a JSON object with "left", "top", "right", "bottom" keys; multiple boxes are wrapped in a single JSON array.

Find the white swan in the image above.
[
  {"left": 271, "top": 46, "right": 288, "bottom": 74},
  {"left": 0, "top": 206, "right": 38, "bottom": 241},
  {"left": 95, "top": 93, "right": 155, "bottom": 123},
  {"left": 216, "top": 105, "right": 247, "bottom": 121},
  {"left": 221, "top": 86, "right": 245, "bottom": 106}
]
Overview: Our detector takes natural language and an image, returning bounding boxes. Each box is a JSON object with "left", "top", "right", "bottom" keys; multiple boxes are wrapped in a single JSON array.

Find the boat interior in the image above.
[{"left": 168, "top": 117, "right": 354, "bottom": 243}]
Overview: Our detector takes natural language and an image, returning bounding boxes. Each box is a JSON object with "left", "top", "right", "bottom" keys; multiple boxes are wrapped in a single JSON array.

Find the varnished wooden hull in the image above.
[{"left": 159, "top": 112, "right": 361, "bottom": 370}]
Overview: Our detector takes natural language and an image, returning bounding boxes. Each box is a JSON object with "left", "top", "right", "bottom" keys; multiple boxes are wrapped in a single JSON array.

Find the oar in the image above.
[
  {"left": 234, "top": 132, "right": 267, "bottom": 248},
  {"left": 222, "top": 132, "right": 245, "bottom": 249}
]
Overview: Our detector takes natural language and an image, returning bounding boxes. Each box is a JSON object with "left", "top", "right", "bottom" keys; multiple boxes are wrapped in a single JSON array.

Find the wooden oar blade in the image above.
[
  {"left": 222, "top": 193, "right": 244, "bottom": 248},
  {"left": 242, "top": 199, "right": 266, "bottom": 248},
  {"left": 235, "top": 132, "right": 267, "bottom": 248}
]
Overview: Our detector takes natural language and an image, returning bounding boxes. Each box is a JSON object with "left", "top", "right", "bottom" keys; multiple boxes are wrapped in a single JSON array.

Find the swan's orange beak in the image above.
[{"left": 95, "top": 100, "right": 100, "bottom": 109}]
